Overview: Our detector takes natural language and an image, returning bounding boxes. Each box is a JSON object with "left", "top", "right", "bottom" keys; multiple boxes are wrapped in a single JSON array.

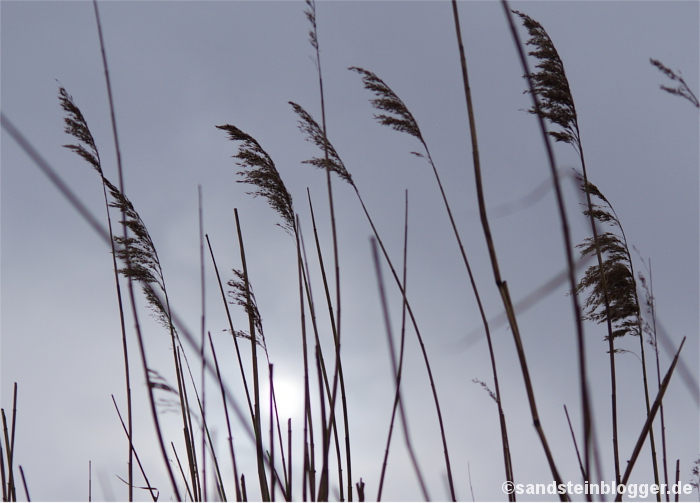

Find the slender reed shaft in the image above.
[
  {"left": 287, "top": 418, "right": 293, "bottom": 502},
  {"left": 647, "top": 260, "right": 670, "bottom": 499},
  {"left": 306, "top": 3, "right": 351, "bottom": 496},
  {"left": 451, "top": 4, "right": 566, "bottom": 496},
  {"left": 616, "top": 338, "right": 686, "bottom": 501},
  {"left": 298, "top": 220, "right": 320, "bottom": 502},
  {"left": 305, "top": 192, "right": 350, "bottom": 498},
  {"left": 270, "top": 365, "right": 276, "bottom": 502},
  {"left": 199, "top": 186, "right": 208, "bottom": 502},
  {"left": 173, "top": 442, "right": 195, "bottom": 502},
  {"left": 1, "top": 441, "right": 6, "bottom": 502},
  {"left": 206, "top": 235, "right": 255, "bottom": 421},
  {"left": 234, "top": 208, "right": 270, "bottom": 501},
  {"left": 450, "top": 3, "right": 515, "bottom": 492},
  {"left": 564, "top": 405, "right": 587, "bottom": 480},
  {"left": 18, "top": 466, "right": 29, "bottom": 502},
  {"left": 209, "top": 332, "right": 243, "bottom": 501},
  {"left": 348, "top": 184, "right": 456, "bottom": 501},
  {"left": 376, "top": 192, "right": 429, "bottom": 502},
  {"left": 111, "top": 395, "right": 159, "bottom": 501},
  {"left": 92, "top": 2, "right": 180, "bottom": 497}
]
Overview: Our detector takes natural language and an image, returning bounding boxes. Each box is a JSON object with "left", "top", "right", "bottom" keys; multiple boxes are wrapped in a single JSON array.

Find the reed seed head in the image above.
[
  {"left": 289, "top": 101, "right": 353, "bottom": 186},
  {"left": 217, "top": 124, "right": 295, "bottom": 235}
]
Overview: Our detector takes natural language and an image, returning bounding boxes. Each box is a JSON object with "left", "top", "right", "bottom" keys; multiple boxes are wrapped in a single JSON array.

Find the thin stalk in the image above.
[
  {"left": 206, "top": 235, "right": 255, "bottom": 422},
  {"left": 564, "top": 405, "right": 587, "bottom": 480},
  {"left": 294, "top": 216, "right": 311, "bottom": 503},
  {"left": 673, "top": 460, "right": 680, "bottom": 503},
  {"left": 8, "top": 384, "right": 17, "bottom": 502},
  {"left": 234, "top": 208, "right": 270, "bottom": 502},
  {"left": 306, "top": 2, "right": 350, "bottom": 496},
  {"left": 1, "top": 441, "right": 7, "bottom": 502},
  {"left": 315, "top": 346, "right": 329, "bottom": 501},
  {"left": 376, "top": 192, "right": 429, "bottom": 502},
  {"left": 18, "top": 467, "right": 28, "bottom": 502},
  {"left": 450, "top": 3, "right": 515, "bottom": 493},
  {"left": 111, "top": 395, "right": 159, "bottom": 502},
  {"left": 617, "top": 337, "right": 686, "bottom": 500},
  {"left": 502, "top": 2, "right": 597, "bottom": 492},
  {"left": 287, "top": 419, "right": 293, "bottom": 502},
  {"left": 347, "top": 185, "right": 455, "bottom": 502},
  {"left": 1, "top": 409, "right": 12, "bottom": 502},
  {"left": 305, "top": 192, "right": 347, "bottom": 501},
  {"left": 270, "top": 364, "right": 276, "bottom": 502},
  {"left": 298, "top": 220, "right": 319, "bottom": 502},
  {"left": 92, "top": 2, "right": 180, "bottom": 497},
  {"left": 177, "top": 348, "right": 201, "bottom": 501},
  {"left": 647, "top": 259, "right": 670, "bottom": 500},
  {"left": 172, "top": 442, "right": 195, "bottom": 502},
  {"left": 209, "top": 331, "right": 242, "bottom": 501},
  {"left": 199, "top": 186, "right": 208, "bottom": 503}
]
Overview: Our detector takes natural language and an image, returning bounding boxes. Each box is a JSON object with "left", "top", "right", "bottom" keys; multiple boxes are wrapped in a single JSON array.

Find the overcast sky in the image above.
[{"left": 2, "top": 1, "right": 698, "bottom": 501}]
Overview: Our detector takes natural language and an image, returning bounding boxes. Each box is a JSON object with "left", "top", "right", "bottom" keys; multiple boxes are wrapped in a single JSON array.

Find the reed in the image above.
[{"left": 2, "top": 2, "right": 697, "bottom": 501}]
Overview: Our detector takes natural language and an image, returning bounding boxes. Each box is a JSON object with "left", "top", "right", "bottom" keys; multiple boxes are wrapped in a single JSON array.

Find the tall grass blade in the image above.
[
  {"left": 206, "top": 235, "right": 255, "bottom": 422},
  {"left": 376, "top": 192, "right": 429, "bottom": 502},
  {"left": 111, "top": 395, "right": 159, "bottom": 502},
  {"left": 234, "top": 208, "right": 271, "bottom": 501},
  {"left": 18, "top": 466, "right": 29, "bottom": 502},
  {"left": 450, "top": 3, "right": 514, "bottom": 492},
  {"left": 208, "top": 331, "right": 243, "bottom": 501},
  {"left": 617, "top": 337, "right": 687, "bottom": 498},
  {"left": 92, "top": 1, "right": 181, "bottom": 496},
  {"left": 503, "top": 3, "right": 600, "bottom": 490},
  {"left": 303, "top": 1, "right": 348, "bottom": 495}
]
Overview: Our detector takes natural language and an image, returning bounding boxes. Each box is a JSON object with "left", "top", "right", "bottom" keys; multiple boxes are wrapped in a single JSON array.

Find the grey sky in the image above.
[{"left": 1, "top": 1, "right": 698, "bottom": 501}]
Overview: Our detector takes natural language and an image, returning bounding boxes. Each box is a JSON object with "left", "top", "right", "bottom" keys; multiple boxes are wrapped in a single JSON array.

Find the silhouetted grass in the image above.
[{"left": 1, "top": 2, "right": 696, "bottom": 502}]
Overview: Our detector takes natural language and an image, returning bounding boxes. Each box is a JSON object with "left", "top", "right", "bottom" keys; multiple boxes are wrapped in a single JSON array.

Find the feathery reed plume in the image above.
[
  {"left": 572, "top": 171, "right": 662, "bottom": 490},
  {"left": 650, "top": 59, "right": 700, "bottom": 108},
  {"left": 289, "top": 102, "right": 352, "bottom": 185},
  {"left": 512, "top": 8, "right": 610, "bottom": 486},
  {"left": 690, "top": 458, "right": 700, "bottom": 499},
  {"left": 59, "top": 85, "right": 136, "bottom": 500},
  {"left": 216, "top": 124, "right": 295, "bottom": 235},
  {"left": 218, "top": 123, "right": 324, "bottom": 500},
  {"left": 228, "top": 269, "right": 267, "bottom": 351},
  {"left": 573, "top": 175, "right": 640, "bottom": 341},
  {"left": 348, "top": 68, "right": 422, "bottom": 141}
]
